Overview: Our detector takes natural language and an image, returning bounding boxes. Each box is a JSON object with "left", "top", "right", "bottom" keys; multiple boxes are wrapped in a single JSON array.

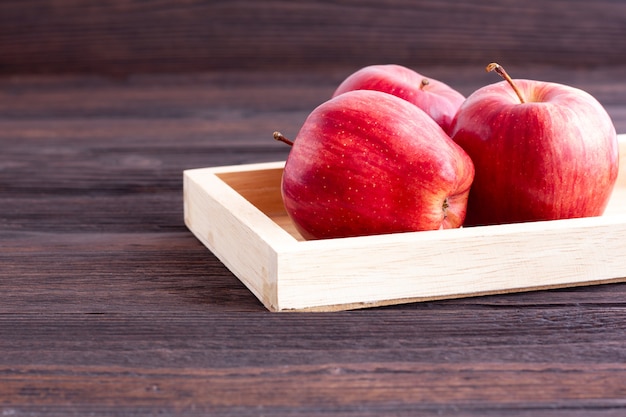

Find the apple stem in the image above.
[
  {"left": 486, "top": 62, "right": 526, "bottom": 104},
  {"left": 420, "top": 78, "right": 430, "bottom": 90},
  {"left": 273, "top": 131, "right": 294, "bottom": 147}
]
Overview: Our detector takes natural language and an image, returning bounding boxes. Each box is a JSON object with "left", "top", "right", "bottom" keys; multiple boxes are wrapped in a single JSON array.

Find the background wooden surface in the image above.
[
  {"left": 1, "top": 1, "right": 626, "bottom": 415},
  {"left": 1, "top": 0, "right": 625, "bottom": 75}
]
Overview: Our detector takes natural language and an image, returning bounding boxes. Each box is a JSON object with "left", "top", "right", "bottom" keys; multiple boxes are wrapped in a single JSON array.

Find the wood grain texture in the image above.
[
  {"left": 1, "top": 67, "right": 626, "bottom": 415},
  {"left": 0, "top": 0, "right": 625, "bottom": 75}
]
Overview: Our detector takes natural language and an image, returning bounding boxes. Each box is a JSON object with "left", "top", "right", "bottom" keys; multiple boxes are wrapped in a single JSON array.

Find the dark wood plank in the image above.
[
  {"left": 1, "top": 363, "right": 626, "bottom": 416},
  {"left": 0, "top": 1, "right": 625, "bottom": 75},
  {"left": 2, "top": 310, "right": 626, "bottom": 415}
]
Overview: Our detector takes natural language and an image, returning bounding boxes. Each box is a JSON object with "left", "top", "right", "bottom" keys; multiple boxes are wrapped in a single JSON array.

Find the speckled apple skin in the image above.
[
  {"left": 450, "top": 79, "right": 619, "bottom": 226},
  {"left": 281, "top": 89, "right": 475, "bottom": 240},
  {"left": 333, "top": 64, "right": 465, "bottom": 134}
]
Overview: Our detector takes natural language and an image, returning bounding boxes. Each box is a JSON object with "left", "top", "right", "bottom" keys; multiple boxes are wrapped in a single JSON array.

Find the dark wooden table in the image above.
[{"left": 2, "top": 64, "right": 626, "bottom": 416}]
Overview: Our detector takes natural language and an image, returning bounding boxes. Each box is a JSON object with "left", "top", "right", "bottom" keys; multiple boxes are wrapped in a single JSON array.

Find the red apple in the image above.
[
  {"left": 276, "top": 89, "right": 475, "bottom": 240},
  {"left": 449, "top": 63, "right": 619, "bottom": 226},
  {"left": 332, "top": 64, "right": 465, "bottom": 134}
]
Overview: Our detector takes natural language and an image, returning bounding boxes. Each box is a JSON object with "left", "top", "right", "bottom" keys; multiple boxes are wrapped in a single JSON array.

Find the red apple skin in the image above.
[
  {"left": 281, "top": 89, "right": 475, "bottom": 240},
  {"left": 449, "top": 79, "right": 619, "bottom": 227},
  {"left": 332, "top": 64, "right": 465, "bottom": 134}
]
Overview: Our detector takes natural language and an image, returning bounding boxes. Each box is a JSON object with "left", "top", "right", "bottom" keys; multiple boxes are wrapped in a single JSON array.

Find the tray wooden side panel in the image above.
[
  {"left": 184, "top": 163, "right": 295, "bottom": 311},
  {"left": 214, "top": 164, "right": 304, "bottom": 240},
  {"left": 276, "top": 215, "right": 626, "bottom": 311}
]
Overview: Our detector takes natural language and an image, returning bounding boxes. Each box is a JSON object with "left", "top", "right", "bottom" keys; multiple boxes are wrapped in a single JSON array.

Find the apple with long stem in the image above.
[
  {"left": 449, "top": 62, "right": 619, "bottom": 226},
  {"left": 275, "top": 89, "right": 475, "bottom": 240},
  {"left": 332, "top": 64, "right": 465, "bottom": 134}
]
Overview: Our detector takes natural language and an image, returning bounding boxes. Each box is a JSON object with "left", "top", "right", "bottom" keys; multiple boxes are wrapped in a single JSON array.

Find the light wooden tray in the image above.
[{"left": 184, "top": 134, "right": 626, "bottom": 312}]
